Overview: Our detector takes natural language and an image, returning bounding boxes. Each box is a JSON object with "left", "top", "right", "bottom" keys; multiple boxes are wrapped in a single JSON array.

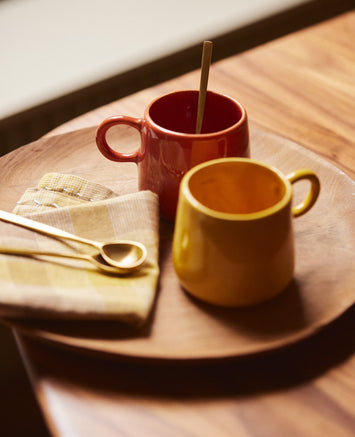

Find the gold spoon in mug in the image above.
[
  {"left": 0, "top": 210, "right": 147, "bottom": 274},
  {"left": 196, "top": 41, "right": 213, "bottom": 134}
]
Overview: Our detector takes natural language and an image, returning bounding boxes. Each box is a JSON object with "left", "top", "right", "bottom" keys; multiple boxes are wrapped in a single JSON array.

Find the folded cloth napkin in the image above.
[{"left": 0, "top": 173, "right": 160, "bottom": 325}]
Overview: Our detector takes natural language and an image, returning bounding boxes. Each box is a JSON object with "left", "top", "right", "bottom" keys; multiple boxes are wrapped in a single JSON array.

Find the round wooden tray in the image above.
[{"left": 1, "top": 127, "right": 354, "bottom": 362}]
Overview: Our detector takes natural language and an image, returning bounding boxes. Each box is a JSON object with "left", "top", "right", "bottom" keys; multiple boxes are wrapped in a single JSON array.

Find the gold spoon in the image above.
[
  {"left": 196, "top": 40, "right": 213, "bottom": 134},
  {"left": 0, "top": 246, "right": 136, "bottom": 275},
  {"left": 0, "top": 210, "right": 147, "bottom": 273}
]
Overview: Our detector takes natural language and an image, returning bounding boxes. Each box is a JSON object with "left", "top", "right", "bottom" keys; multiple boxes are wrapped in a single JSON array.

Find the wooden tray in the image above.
[{"left": 0, "top": 127, "right": 354, "bottom": 362}]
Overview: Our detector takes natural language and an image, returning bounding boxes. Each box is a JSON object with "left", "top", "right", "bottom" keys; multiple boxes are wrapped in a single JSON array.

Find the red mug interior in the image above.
[{"left": 148, "top": 90, "right": 244, "bottom": 134}]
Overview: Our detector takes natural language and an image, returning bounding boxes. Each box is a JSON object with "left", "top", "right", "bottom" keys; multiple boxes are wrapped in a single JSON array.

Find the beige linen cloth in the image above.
[{"left": 0, "top": 173, "right": 159, "bottom": 325}]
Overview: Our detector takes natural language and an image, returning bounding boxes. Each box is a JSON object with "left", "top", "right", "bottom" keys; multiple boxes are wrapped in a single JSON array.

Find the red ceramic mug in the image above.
[{"left": 96, "top": 90, "right": 250, "bottom": 221}]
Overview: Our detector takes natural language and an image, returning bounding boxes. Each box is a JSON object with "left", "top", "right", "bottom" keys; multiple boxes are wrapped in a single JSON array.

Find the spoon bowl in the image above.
[{"left": 100, "top": 240, "right": 147, "bottom": 270}]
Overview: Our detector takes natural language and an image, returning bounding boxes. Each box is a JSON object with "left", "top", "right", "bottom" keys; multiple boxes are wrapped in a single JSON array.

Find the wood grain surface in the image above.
[
  {"left": 49, "top": 12, "right": 355, "bottom": 180},
  {"left": 1, "top": 11, "right": 354, "bottom": 437}
]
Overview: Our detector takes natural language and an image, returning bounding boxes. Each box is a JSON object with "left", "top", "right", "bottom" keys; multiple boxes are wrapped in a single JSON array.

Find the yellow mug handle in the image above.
[{"left": 287, "top": 169, "right": 320, "bottom": 217}]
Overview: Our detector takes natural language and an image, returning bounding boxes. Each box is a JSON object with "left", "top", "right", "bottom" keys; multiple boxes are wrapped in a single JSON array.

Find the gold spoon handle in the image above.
[
  {"left": 0, "top": 210, "right": 99, "bottom": 249},
  {"left": 0, "top": 246, "right": 128, "bottom": 275},
  {"left": 196, "top": 40, "right": 213, "bottom": 134},
  {"left": 0, "top": 246, "right": 92, "bottom": 262}
]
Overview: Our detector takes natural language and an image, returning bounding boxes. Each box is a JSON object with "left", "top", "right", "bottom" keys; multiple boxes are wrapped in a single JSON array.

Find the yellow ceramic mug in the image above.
[{"left": 173, "top": 158, "right": 320, "bottom": 307}]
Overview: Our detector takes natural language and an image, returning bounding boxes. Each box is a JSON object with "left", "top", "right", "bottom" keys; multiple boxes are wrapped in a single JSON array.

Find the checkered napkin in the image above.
[{"left": 0, "top": 173, "right": 160, "bottom": 325}]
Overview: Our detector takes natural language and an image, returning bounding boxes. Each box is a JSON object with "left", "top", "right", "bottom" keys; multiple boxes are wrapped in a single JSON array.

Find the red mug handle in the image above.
[{"left": 95, "top": 116, "right": 143, "bottom": 163}]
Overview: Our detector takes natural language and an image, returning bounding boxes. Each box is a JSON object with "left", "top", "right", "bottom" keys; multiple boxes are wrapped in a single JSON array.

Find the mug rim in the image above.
[
  {"left": 145, "top": 89, "right": 247, "bottom": 138},
  {"left": 180, "top": 157, "right": 293, "bottom": 221}
]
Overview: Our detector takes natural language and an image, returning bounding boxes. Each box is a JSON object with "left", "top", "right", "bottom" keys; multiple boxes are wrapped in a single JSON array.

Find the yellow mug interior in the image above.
[{"left": 186, "top": 159, "right": 290, "bottom": 218}]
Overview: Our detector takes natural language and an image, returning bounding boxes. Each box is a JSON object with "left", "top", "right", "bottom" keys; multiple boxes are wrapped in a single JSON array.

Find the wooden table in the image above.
[{"left": 1, "top": 11, "right": 354, "bottom": 437}]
